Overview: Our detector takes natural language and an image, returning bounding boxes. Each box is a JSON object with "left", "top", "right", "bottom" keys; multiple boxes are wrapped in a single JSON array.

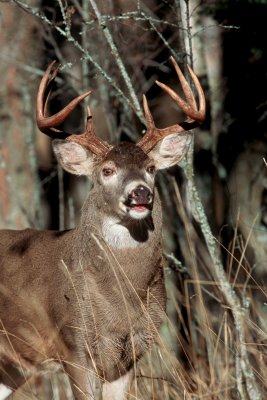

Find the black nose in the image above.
[{"left": 129, "top": 185, "right": 152, "bottom": 204}]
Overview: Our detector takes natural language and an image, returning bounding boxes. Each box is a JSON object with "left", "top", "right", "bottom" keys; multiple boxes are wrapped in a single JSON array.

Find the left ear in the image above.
[
  {"left": 52, "top": 140, "right": 97, "bottom": 176},
  {"left": 147, "top": 132, "right": 192, "bottom": 170}
]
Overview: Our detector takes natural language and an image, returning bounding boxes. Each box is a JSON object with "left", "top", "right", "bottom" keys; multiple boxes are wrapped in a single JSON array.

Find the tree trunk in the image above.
[{"left": 0, "top": 1, "right": 42, "bottom": 229}]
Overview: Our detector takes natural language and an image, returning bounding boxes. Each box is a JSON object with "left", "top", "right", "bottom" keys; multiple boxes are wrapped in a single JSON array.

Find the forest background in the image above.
[{"left": 0, "top": 0, "right": 266, "bottom": 399}]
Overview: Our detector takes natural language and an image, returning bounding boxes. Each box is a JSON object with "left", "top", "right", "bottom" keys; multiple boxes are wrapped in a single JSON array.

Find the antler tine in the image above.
[
  {"left": 156, "top": 57, "right": 205, "bottom": 122},
  {"left": 36, "top": 61, "right": 92, "bottom": 134},
  {"left": 66, "top": 106, "right": 112, "bottom": 155},
  {"left": 137, "top": 57, "right": 206, "bottom": 153},
  {"left": 36, "top": 62, "right": 112, "bottom": 156},
  {"left": 186, "top": 64, "right": 206, "bottom": 119},
  {"left": 142, "top": 94, "right": 155, "bottom": 131},
  {"left": 36, "top": 61, "right": 57, "bottom": 124},
  {"left": 170, "top": 57, "right": 198, "bottom": 111}
]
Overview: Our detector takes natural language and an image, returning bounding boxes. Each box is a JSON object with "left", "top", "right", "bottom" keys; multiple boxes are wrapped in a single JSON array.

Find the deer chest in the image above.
[{"left": 88, "top": 268, "right": 166, "bottom": 381}]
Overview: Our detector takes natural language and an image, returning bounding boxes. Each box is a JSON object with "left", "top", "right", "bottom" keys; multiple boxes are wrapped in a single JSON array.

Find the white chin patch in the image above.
[
  {"left": 127, "top": 206, "right": 151, "bottom": 220},
  {"left": 0, "top": 385, "right": 12, "bottom": 400}
]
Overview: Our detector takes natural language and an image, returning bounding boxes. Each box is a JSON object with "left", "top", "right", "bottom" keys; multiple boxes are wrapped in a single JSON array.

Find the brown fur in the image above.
[
  {"left": 0, "top": 142, "right": 167, "bottom": 399},
  {"left": 0, "top": 57, "right": 204, "bottom": 399}
]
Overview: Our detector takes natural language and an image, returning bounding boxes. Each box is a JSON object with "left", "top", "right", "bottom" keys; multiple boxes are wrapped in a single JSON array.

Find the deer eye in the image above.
[
  {"left": 146, "top": 165, "right": 156, "bottom": 175},
  {"left": 102, "top": 167, "right": 115, "bottom": 177}
]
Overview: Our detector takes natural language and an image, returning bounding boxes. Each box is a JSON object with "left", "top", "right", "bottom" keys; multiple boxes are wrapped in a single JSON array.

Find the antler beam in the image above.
[
  {"left": 36, "top": 61, "right": 112, "bottom": 157},
  {"left": 137, "top": 57, "right": 206, "bottom": 153}
]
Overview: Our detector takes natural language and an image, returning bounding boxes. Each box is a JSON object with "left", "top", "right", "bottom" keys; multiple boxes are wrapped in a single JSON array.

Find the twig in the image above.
[
  {"left": 176, "top": 2, "right": 262, "bottom": 397},
  {"left": 88, "top": 0, "right": 145, "bottom": 124},
  {"left": 164, "top": 252, "right": 187, "bottom": 274},
  {"left": 83, "top": 11, "right": 179, "bottom": 29},
  {"left": 189, "top": 183, "right": 262, "bottom": 400},
  {"left": 140, "top": 11, "right": 179, "bottom": 60},
  {"left": 12, "top": 0, "right": 138, "bottom": 120}
]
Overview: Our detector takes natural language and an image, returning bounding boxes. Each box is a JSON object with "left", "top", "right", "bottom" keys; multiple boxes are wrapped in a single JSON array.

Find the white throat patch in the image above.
[{"left": 102, "top": 217, "right": 142, "bottom": 249}]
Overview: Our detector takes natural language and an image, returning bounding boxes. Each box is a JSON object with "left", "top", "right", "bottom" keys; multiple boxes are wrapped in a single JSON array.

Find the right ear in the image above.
[
  {"left": 147, "top": 132, "right": 192, "bottom": 170},
  {"left": 52, "top": 140, "right": 96, "bottom": 176}
]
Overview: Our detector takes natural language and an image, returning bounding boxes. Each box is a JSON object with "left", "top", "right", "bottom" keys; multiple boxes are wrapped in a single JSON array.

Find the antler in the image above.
[
  {"left": 36, "top": 61, "right": 112, "bottom": 157},
  {"left": 137, "top": 56, "right": 206, "bottom": 153}
]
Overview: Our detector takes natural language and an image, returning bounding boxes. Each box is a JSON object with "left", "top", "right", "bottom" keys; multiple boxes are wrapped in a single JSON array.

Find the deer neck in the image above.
[
  {"left": 67, "top": 189, "right": 163, "bottom": 292},
  {"left": 74, "top": 188, "right": 162, "bottom": 253}
]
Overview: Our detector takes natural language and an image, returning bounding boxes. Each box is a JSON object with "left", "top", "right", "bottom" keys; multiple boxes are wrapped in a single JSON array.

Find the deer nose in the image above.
[{"left": 129, "top": 185, "right": 153, "bottom": 204}]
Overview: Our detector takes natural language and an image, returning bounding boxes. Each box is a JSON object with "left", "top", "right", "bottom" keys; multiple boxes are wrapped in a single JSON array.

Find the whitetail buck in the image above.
[{"left": 0, "top": 57, "right": 205, "bottom": 399}]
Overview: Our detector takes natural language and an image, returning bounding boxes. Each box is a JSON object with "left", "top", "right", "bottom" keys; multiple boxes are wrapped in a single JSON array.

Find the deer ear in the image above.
[
  {"left": 52, "top": 140, "right": 96, "bottom": 176},
  {"left": 147, "top": 132, "right": 192, "bottom": 170}
]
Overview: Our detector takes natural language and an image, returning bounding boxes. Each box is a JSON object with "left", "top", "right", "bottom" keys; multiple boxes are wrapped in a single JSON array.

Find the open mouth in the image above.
[
  {"left": 119, "top": 184, "right": 153, "bottom": 219},
  {"left": 128, "top": 204, "right": 151, "bottom": 213},
  {"left": 123, "top": 201, "right": 152, "bottom": 219},
  {"left": 119, "top": 199, "right": 152, "bottom": 220}
]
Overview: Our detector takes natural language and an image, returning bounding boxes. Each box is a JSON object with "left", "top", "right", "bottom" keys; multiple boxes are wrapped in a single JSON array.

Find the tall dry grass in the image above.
[
  {"left": 6, "top": 222, "right": 266, "bottom": 400},
  {"left": 2, "top": 176, "right": 266, "bottom": 400}
]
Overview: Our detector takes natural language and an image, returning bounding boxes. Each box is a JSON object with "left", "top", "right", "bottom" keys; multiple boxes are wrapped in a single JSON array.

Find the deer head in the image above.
[{"left": 36, "top": 58, "right": 205, "bottom": 222}]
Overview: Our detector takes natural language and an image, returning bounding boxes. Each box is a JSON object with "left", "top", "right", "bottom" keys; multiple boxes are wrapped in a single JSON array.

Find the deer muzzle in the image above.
[
  {"left": 125, "top": 184, "right": 153, "bottom": 216},
  {"left": 129, "top": 185, "right": 152, "bottom": 205}
]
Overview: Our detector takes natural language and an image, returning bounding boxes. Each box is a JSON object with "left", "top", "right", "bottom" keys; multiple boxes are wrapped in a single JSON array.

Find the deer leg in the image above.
[{"left": 102, "top": 371, "right": 132, "bottom": 400}]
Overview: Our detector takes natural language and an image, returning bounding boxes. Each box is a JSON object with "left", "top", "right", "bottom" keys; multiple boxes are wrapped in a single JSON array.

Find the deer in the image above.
[{"left": 0, "top": 57, "right": 205, "bottom": 400}]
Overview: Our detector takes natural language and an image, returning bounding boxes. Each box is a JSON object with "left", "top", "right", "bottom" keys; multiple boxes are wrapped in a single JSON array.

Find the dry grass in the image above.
[
  {"left": 6, "top": 250, "right": 267, "bottom": 400},
  {"left": 3, "top": 189, "right": 267, "bottom": 400}
]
